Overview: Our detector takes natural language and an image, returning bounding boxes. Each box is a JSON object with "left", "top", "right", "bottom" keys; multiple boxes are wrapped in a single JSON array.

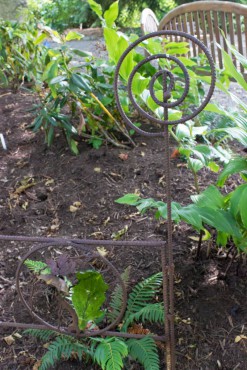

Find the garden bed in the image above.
[{"left": 0, "top": 87, "right": 247, "bottom": 369}]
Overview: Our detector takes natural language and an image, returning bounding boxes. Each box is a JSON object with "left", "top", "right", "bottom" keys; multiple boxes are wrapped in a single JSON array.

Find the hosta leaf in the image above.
[
  {"left": 71, "top": 271, "right": 108, "bottom": 330},
  {"left": 188, "top": 157, "right": 204, "bottom": 173},
  {"left": 115, "top": 193, "right": 140, "bottom": 205},
  {"left": 104, "top": 1, "right": 119, "bottom": 28},
  {"left": 239, "top": 185, "right": 247, "bottom": 228},
  {"left": 191, "top": 185, "right": 224, "bottom": 209},
  {"left": 217, "top": 157, "right": 247, "bottom": 186},
  {"left": 178, "top": 204, "right": 202, "bottom": 230}
]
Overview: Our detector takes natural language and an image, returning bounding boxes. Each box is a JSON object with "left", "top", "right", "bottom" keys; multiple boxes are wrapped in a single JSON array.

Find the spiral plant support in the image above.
[{"left": 0, "top": 30, "right": 216, "bottom": 370}]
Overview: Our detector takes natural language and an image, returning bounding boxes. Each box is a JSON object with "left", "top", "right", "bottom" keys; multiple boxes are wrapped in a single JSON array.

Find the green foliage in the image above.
[
  {"left": 71, "top": 271, "right": 108, "bottom": 330},
  {"left": 94, "top": 337, "right": 128, "bottom": 370},
  {"left": 0, "top": 19, "right": 47, "bottom": 90},
  {"left": 108, "top": 267, "right": 130, "bottom": 321},
  {"left": 24, "top": 259, "right": 51, "bottom": 274},
  {"left": 116, "top": 181, "right": 247, "bottom": 254},
  {"left": 39, "top": 335, "right": 93, "bottom": 370},
  {"left": 25, "top": 270, "right": 164, "bottom": 369},
  {"left": 127, "top": 336, "right": 160, "bottom": 370}
]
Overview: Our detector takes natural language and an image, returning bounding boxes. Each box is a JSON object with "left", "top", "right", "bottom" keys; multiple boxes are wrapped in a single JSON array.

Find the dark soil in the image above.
[{"left": 0, "top": 88, "right": 247, "bottom": 370}]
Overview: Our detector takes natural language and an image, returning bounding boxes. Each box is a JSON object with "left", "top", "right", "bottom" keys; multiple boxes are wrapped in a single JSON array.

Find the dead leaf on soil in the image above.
[
  {"left": 4, "top": 335, "right": 15, "bottom": 345},
  {"left": 118, "top": 153, "right": 128, "bottom": 161},
  {"left": 33, "top": 360, "right": 42, "bottom": 370},
  {"left": 111, "top": 225, "right": 129, "bottom": 240},
  {"left": 235, "top": 335, "right": 247, "bottom": 343},
  {"left": 14, "top": 176, "right": 36, "bottom": 195},
  {"left": 37, "top": 274, "right": 69, "bottom": 294},
  {"left": 69, "top": 201, "right": 82, "bottom": 212},
  {"left": 94, "top": 167, "right": 101, "bottom": 173},
  {"left": 97, "top": 246, "right": 108, "bottom": 257}
]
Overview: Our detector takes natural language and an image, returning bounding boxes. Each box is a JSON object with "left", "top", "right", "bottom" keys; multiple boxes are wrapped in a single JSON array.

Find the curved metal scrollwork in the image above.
[
  {"left": 114, "top": 30, "right": 216, "bottom": 135},
  {"left": 16, "top": 242, "right": 128, "bottom": 337}
]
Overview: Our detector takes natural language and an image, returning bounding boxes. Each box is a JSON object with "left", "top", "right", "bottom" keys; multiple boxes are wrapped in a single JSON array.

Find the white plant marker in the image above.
[{"left": 0, "top": 134, "right": 7, "bottom": 150}]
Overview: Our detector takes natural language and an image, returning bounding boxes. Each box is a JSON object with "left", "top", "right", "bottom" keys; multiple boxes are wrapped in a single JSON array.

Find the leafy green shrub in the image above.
[{"left": 0, "top": 19, "right": 48, "bottom": 90}]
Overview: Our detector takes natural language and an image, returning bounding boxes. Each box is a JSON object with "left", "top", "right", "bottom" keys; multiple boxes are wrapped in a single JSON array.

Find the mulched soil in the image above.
[{"left": 0, "top": 87, "right": 247, "bottom": 370}]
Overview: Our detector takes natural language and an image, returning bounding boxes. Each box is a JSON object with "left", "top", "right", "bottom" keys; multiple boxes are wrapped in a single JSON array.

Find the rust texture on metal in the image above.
[
  {"left": 114, "top": 30, "right": 216, "bottom": 370},
  {"left": 0, "top": 30, "right": 216, "bottom": 370}
]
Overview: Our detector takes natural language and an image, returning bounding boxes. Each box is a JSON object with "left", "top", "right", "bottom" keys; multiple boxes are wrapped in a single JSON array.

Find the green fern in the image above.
[
  {"left": 125, "top": 272, "right": 163, "bottom": 316},
  {"left": 94, "top": 337, "right": 128, "bottom": 370},
  {"left": 127, "top": 336, "right": 160, "bottom": 370},
  {"left": 122, "top": 303, "right": 164, "bottom": 332},
  {"left": 24, "top": 259, "right": 51, "bottom": 274},
  {"left": 39, "top": 335, "right": 93, "bottom": 370},
  {"left": 23, "top": 328, "right": 55, "bottom": 342},
  {"left": 108, "top": 267, "right": 130, "bottom": 321}
]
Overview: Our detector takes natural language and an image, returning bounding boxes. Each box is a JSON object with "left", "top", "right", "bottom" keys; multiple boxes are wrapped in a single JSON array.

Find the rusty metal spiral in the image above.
[
  {"left": 114, "top": 30, "right": 216, "bottom": 135},
  {"left": 16, "top": 241, "right": 128, "bottom": 337}
]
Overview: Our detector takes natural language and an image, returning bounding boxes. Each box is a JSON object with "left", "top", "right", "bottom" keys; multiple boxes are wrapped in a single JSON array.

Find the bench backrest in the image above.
[{"left": 158, "top": 1, "right": 247, "bottom": 76}]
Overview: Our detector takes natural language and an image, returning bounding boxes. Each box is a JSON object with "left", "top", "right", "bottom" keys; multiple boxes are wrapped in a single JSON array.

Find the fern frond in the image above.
[
  {"left": 24, "top": 259, "right": 51, "bottom": 274},
  {"left": 108, "top": 267, "right": 131, "bottom": 322},
  {"left": 94, "top": 337, "right": 128, "bottom": 370},
  {"left": 127, "top": 336, "right": 159, "bottom": 370},
  {"left": 39, "top": 335, "right": 93, "bottom": 370},
  {"left": 23, "top": 328, "right": 55, "bottom": 342},
  {"left": 122, "top": 303, "right": 164, "bottom": 331},
  {"left": 125, "top": 272, "right": 163, "bottom": 316}
]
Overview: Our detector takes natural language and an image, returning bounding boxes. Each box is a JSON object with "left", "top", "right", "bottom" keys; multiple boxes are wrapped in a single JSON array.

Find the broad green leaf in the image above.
[
  {"left": 216, "top": 231, "right": 228, "bottom": 246},
  {"left": 132, "top": 73, "right": 149, "bottom": 95},
  {"left": 175, "top": 124, "right": 190, "bottom": 140},
  {"left": 208, "top": 161, "right": 220, "bottom": 172},
  {"left": 217, "top": 157, "right": 247, "bottom": 186},
  {"left": 156, "top": 201, "right": 182, "bottom": 223},
  {"left": 103, "top": 28, "right": 120, "bottom": 62},
  {"left": 70, "top": 73, "right": 91, "bottom": 92},
  {"left": 71, "top": 48, "right": 92, "bottom": 58},
  {"left": 136, "top": 198, "right": 156, "bottom": 213},
  {"left": 191, "top": 185, "right": 224, "bottom": 209},
  {"left": 230, "top": 184, "right": 247, "bottom": 217},
  {"left": 49, "top": 75, "right": 66, "bottom": 85},
  {"left": 115, "top": 194, "right": 140, "bottom": 205},
  {"left": 178, "top": 204, "right": 203, "bottom": 230},
  {"left": 69, "top": 139, "right": 79, "bottom": 155},
  {"left": 239, "top": 186, "right": 247, "bottom": 228},
  {"left": 65, "top": 31, "right": 83, "bottom": 41},
  {"left": 188, "top": 157, "right": 204, "bottom": 173},
  {"left": 104, "top": 1, "right": 119, "bottom": 28},
  {"left": 221, "top": 48, "right": 247, "bottom": 90},
  {"left": 87, "top": 0, "right": 103, "bottom": 18},
  {"left": 34, "top": 33, "right": 47, "bottom": 45},
  {"left": 214, "top": 127, "right": 247, "bottom": 147},
  {"left": 198, "top": 208, "right": 241, "bottom": 238},
  {"left": 72, "top": 271, "right": 108, "bottom": 330},
  {"left": 204, "top": 103, "right": 228, "bottom": 116}
]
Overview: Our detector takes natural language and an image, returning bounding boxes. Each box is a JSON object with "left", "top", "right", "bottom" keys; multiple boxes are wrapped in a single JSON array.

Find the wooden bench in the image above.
[{"left": 141, "top": 1, "right": 247, "bottom": 77}]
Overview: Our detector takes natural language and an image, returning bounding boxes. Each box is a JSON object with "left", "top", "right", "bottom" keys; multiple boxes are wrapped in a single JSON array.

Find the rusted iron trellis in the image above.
[{"left": 0, "top": 30, "right": 216, "bottom": 370}]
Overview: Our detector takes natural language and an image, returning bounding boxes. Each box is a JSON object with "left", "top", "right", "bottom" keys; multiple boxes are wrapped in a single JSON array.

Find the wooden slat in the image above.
[
  {"left": 244, "top": 16, "right": 247, "bottom": 58},
  {"left": 228, "top": 13, "right": 236, "bottom": 67},
  {"left": 236, "top": 14, "right": 244, "bottom": 73},
  {"left": 205, "top": 10, "right": 216, "bottom": 63},
  {"left": 188, "top": 12, "right": 197, "bottom": 57},
  {"left": 199, "top": 10, "right": 208, "bottom": 47},
  {"left": 213, "top": 11, "right": 223, "bottom": 69},
  {"left": 171, "top": 17, "right": 178, "bottom": 42},
  {"left": 220, "top": 12, "right": 228, "bottom": 52}
]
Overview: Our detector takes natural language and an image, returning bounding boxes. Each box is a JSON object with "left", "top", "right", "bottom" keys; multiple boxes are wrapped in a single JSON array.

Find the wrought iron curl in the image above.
[
  {"left": 114, "top": 30, "right": 216, "bottom": 135},
  {"left": 16, "top": 241, "right": 128, "bottom": 337}
]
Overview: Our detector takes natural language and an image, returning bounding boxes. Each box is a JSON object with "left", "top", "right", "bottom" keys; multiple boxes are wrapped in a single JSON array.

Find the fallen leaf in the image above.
[
  {"left": 4, "top": 335, "right": 15, "bottom": 345},
  {"left": 94, "top": 167, "right": 101, "bottom": 173},
  {"left": 111, "top": 225, "right": 129, "bottom": 240},
  {"left": 13, "top": 333, "right": 22, "bottom": 339},
  {"left": 69, "top": 206, "right": 78, "bottom": 213},
  {"left": 97, "top": 246, "right": 108, "bottom": 257},
  {"left": 140, "top": 151, "right": 145, "bottom": 157},
  {"left": 33, "top": 360, "right": 42, "bottom": 370},
  {"left": 235, "top": 335, "right": 247, "bottom": 343},
  {"left": 118, "top": 153, "right": 128, "bottom": 161}
]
